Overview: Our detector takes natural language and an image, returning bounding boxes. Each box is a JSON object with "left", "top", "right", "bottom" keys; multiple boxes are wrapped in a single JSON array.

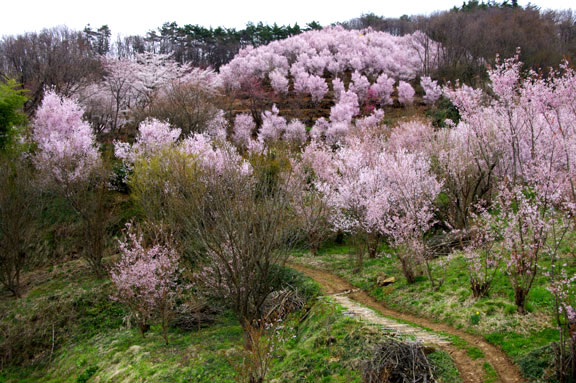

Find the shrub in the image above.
[
  {"left": 0, "top": 79, "right": 27, "bottom": 150},
  {"left": 0, "top": 154, "right": 41, "bottom": 297}
]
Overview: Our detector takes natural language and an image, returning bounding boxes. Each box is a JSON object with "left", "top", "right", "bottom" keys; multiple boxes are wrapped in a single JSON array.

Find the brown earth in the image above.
[{"left": 289, "top": 262, "right": 525, "bottom": 383}]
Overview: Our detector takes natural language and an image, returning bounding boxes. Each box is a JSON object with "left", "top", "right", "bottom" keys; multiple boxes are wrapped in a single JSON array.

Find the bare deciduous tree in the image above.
[
  {"left": 131, "top": 148, "right": 299, "bottom": 343},
  {"left": 0, "top": 155, "right": 41, "bottom": 297}
]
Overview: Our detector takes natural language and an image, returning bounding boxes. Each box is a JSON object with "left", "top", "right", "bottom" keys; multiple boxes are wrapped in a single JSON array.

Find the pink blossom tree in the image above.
[
  {"left": 269, "top": 68, "right": 289, "bottom": 95},
  {"left": 287, "top": 144, "right": 334, "bottom": 253},
  {"left": 310, "top": 117, "right": 330, "bottom": 142},
  {"left": 114, "top": 118, "right": 181, "bottom": 164},
  {"left": 397, "top": 81, "right": 415, "bottom": 105},
  {"left": 311, "top": 138, "right": 387, "bottom": 267},
  {"left": 493, "top": 187, "right": 552, "bottom": 314},
  {"left": 461, "top": 209, "right": 501, "bottom": 298},
  {"left": 421, "top": 76, "right": 442, "bottom": 105},
  {"left": 380, "top": 149, "right": 442, "bottom": 286},
  {"left": 370, "top": 74, "right": 395, "bottom": 106},
  {"left": 217, "top": 27, "right": 440, "bottom": 143},
  {"left": 258, "top": 105, "right": 287, "bottom": 143},
  {"left": 438, "top": 52, "right": 576, "bottom": 311},
  {"left": 349, "top": 71, "right": 371, "bottom": 102},
  {"left": 326, "top": 91, "right": 359, "bottom": 145},
  {"left": 33, "top": 90, "right": 101, "bottom": 184},
  {"left": 79, "top": 53, "right": 212, "bottom": 137},
  {"left": 33, "top": 90, "right": 110, "bottom": 276},
  {"left": 110, "top": 223, "right": 180, "bottom": 344},
  {"left": 233, "top": 113, "right": 256, "bottom": 148},
  {"left": 311, "top": 138, "right": 441, "bottom": 275},
  {"left": 547, "top": 266, "right": 576, "bottom": 381},
  {"left": 284, "top": 119, "right": 307, "bottom": 146}
]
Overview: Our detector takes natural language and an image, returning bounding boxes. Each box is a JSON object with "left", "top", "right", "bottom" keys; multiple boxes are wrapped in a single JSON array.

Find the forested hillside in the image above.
[{"left": 1, "top": 2, "right": 575, "bottom": 382}]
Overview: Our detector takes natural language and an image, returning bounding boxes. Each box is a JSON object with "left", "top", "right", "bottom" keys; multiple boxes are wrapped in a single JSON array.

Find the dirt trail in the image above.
[{"left": 289, "top": 263, "right": 525, "bottom": 383}]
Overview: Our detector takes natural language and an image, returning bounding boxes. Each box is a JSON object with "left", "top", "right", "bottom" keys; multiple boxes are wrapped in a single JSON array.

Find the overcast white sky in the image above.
[{"left": 2, "top": 0, "right": 573, "bottom": 37}]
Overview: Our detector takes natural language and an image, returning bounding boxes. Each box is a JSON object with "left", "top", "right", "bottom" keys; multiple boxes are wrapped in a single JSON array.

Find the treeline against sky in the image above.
[{"left": 0, "top": 1, "right": 575, "bottom": 111}]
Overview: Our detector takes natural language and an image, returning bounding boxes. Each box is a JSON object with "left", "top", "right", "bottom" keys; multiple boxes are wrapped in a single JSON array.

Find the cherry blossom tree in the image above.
[
  {"left": 308, "top": 138, "right": 385, "bottom": 268},
  {"left": 114, "top": 118, "right": 181, "bottom": 164},
  {"left": 269, "top": 68, "right": 289, "bottom": 95},
  {"left": 233, "top": 113, "right": 256, "bottom": 148},
  {"left": 326, "top": 91, "right": 359, "bottom": 145},
  {"left": 461, "top": 209, "right": 501, "bottom": 298},
  {"left": 310, "top": 137, "right": 441, "bottom": 275},
  {"left": 397, "top": 81, "right": 415, "bottom": 105},
  {"left": 219, "top": 26, "right": 437, "bottom": 91},
  {"left": 33, "top": 90, "right": 101, "bottom": 184},
  {"left": 217, "top": 26, "right": 440, "bottom": 144},
  {"left": 33, "top": 90, "right": 110, "bottom": 276},
  {"left": 110, "top": 223, "right": 180, "bottom": 344},
  {"left": 288, "top": 144, "right": 333, "bottom": 253},
  {"left": 284, "top": 119, "right": 307, "bottom": 146},
  {"left": 548, "top": 266, "right": 576, "bottom": 381},
  {"left": 421, "top": 76, "right": 442, "bottom": 105},
  {"left": 258, "top": 105, "right": 287, "bottom": 143},
  {"left": 492, "top": 187, "right": 552, "bottom": 314},
  {"left": 370, "top": 74, "right": 395, "bottom": 106},
  {"left": 437, "top": 52, "right": 576, "bottom": 311},
  {"left": 78, "top": 53, "right": 212, "bottom": 137},
  {"left": 349, "top": 71, "right": 371, "bottom": 102},
  {"left": 380, "top": 149, "right": 442, "bottom": 285}
]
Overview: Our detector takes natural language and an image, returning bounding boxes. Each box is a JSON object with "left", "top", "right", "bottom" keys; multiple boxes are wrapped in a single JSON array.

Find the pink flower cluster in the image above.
[
  {"left": 397, "top": 81, "right": 415, "bottom": 105},
  {"left": 110, "top": 224, "right": 180, "bottom": 327},
  {"left": 219, "top": 26, "right": 438, "bottom": 91},
  {"left": 257, "top": 105, "right": 307, "bottom": 145},
  {"left": 33, "top": 90, "right": 101, "bottom": 183},
  {"left": 421, "top": 76, "right": 442, "bottom": 105},
  {"left": 308, "top": 137, "right": 441, "bottom": 246},
  {"left": 114, "top": 118, "right": 181, "bottom": 163}
]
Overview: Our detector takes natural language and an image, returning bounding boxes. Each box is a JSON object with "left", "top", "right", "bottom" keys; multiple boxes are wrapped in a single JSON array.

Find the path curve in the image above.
[{"left": 289, "top": 263, "right": 525, "bottom": 383}]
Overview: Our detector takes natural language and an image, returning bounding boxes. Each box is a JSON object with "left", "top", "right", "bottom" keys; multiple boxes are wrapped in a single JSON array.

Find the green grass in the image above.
[
  {"left": 466, "top": 346, "right": 485, "bottom": 360},
  {"left": 2, "top": 313, "right": 242, "bottom": 383},
  {"left": 483, "top": 362, "right": 498, "bottom": 383},
  {"left": 0, "top": 258, "right": 462, "bottom": 382},
  {"left": 428, "top": 350, "right": 463, "bottom": 383}
]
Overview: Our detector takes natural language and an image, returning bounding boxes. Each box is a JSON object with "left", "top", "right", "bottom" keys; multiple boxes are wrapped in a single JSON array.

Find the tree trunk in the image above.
[
  {"left": 399, "top": 257, "right": 416, "bottom": 284},
  {"left": 514, "top": 287, "right": 528, "bottom": 314}
]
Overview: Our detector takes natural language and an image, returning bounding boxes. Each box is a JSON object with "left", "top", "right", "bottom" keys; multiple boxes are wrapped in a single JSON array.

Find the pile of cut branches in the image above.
[{"left": 362, "top": 338, "right": 435, "bottom": 383}]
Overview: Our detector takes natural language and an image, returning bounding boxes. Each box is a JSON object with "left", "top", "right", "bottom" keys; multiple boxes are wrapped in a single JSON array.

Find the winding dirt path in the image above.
[{"left": 289, "top": 263, "right": 525, "bottom": 383}]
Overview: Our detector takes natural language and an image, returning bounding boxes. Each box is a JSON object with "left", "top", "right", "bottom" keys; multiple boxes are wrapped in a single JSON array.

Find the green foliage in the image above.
[
  {"left": 466, "top": 346, "right": 485, "bottom": 360},
  {"left": 76, "top": 366, "right": 98, "bottom": 383},
  {"left": 483, "top": 362, "right": 499, "bottom": 383},
  {"left": 455, "top": 0, "right": 520, "bottom": 12},
  {"left": 515, "top": 345, "right": 555, "bottom": 381},
  {"left": 470, "top": 311, "right": 481, "bottom": 326},
  {"left": 428, "top": 351, "right": 462, "bottom": 383},
  {"left": 269, "top": 265, "right": 322, "bottom": 301},
  {"left": 0, "top": 79, "right": 27, "bottom": 151},
  {"left": 426, "top": 97, "right": 460, "bottom": 128},
  {"left": 0, "top": 262, "right": 126, "bottom": 368},
  {"left": 248, "top": 146, "right": 292, "bottom": 197},
  {"left": 485, "top": 328, "right": 559, "bottom": 359},
  {"left": 109, "top": 162, "right": 131, "bottom": 194},
  {"left": 269, "top": 301, "right": 377, "bottom": 382}
]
